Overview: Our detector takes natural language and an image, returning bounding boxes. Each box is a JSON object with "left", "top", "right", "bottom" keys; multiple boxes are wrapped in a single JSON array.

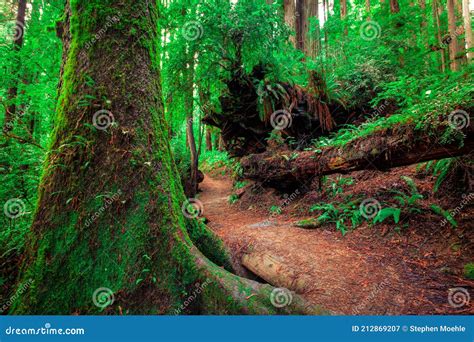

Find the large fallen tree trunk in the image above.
[
  {"left": 241, "top": 123, "right": 474, "bottom": 189},
  {"left": 242, "top": 252, "right": 312, "bottom": 293}
]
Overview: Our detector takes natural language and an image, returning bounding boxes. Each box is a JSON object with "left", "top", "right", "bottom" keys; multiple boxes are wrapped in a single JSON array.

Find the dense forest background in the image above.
[{"left": 0, "top": 0, "right": 472, "bottom": 314}]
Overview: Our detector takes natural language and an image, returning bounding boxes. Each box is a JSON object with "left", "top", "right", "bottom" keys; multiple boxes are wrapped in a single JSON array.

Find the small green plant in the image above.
[
  {"left": 228, "top": 194, "right": 239, "bottom": 204},
  {"left": 234, "top": 180, "right": 248, "bottom": 190},
  {"left": 266, "top": 131, "right": 285, "bottom": 145},
  {"left": 325, "top": 176, "right": 354, "bottom": 198},
  {"left": 464, "top": 263, "right": 474, "bottom": 280},
  {"left": 425, "top": 158, "right": 455, "bottom": 193},
  {"left": 373, "top": 207, "right": 401, "bottom": 224},
  {"left": 430, "top": 204, "right": 458, "bottom": 227},
  {"left": 269, "top": 205, "right": 282, "bottom": 215},
  {"left": 310, "top": 198, "right": 363, "bottom": 235}
]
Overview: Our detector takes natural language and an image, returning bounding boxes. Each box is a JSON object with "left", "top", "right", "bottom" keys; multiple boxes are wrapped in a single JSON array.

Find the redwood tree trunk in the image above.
[
  {"left": 11, "top": 0, "right": 320, "bottom": 315},
  {"left": 206, "top": 129, "right": 213, "bottom": 151},
  {"left": 390, "top": 0, "right": 400, "bottom": 13},
  {"left": 284, "top": 0, "right": 297, "bottom": 46},
  {"left": 303, "top": 0, "right": 320, "bottom": 57},
  {"left": 447, "top": 0, "right": 460, "bottom": 71},
  {"left": 4, "top": 0, "right": 27, "bottom": 133},
  {"left": 462, "top": 0, "right": 473, "bottom": 61}
]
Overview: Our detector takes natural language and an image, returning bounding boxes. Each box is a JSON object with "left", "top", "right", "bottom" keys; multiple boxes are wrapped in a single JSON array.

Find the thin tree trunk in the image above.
[
  {"left": 340, "top": 0, "right": 348, "bottom": 35},
  {"left": 4, "top": 0, "right": 27, "bottom": 133},
  {"left": 284, "top": 0, "right": 297, "bottom": 46},
  {"left": 447, "top": 0, "right": 460, "bottom": 71},
  {"left": 433, "top": 0, "right": 447, "bottom": 71},
  {"left": 390, "top": 0, "right": 400, "bottom": 13},
  {"left": 303, "top": 0, "right": 320, "bottom": 57},
  {"left": 206, "top": 129, "right": 213, "bottom": 151},
  {"left": 11, "top": 0, "right": 321, "bottom": 315},
  {"left": 462, "top": 0, "right": 473, "bottom": 61},
  {"left": 296, "top": 0, "right": 305, "bottom": 50}
]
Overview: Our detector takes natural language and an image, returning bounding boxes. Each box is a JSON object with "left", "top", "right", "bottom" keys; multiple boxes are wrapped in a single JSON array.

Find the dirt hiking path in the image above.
[{"left": 199, "top": 174, "right": 473, "bottom": 315}]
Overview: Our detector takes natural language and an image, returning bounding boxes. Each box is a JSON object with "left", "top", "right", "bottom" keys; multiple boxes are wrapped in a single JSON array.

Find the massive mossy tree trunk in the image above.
[{"left": 11, "top": 0, "right": 321, "bottom": 315}]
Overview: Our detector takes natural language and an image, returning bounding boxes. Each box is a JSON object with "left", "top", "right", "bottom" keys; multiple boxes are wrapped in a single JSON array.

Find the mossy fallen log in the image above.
[{"left": 241, "top": 123, "right": 474, "bottom": 189}]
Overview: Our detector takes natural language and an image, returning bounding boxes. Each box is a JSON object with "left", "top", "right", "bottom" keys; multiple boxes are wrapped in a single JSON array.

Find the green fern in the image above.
[
  {"left": 373, "top": 207, "right": 401, "bottom": 224},
  {"left": 430, "top": 204, "right": 458, "bottom": 227}
]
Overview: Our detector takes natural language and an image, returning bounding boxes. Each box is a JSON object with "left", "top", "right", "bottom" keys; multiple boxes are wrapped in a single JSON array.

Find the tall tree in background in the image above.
[
  {"left": 432, "top": 0, "right": 447, "bottom": 71},
  {"left": 12, "top": 0, "right": 318, "bottom": 315},
  {"left": 390, "top": 0, "right": 400, "bottom": 13},
  {"left": 284, "top": 0, "right": 296, "bottom": 46},
  {"left": 462, "top": 0, "right": 473, "bottom": 61},
  {"left": 4, "top": 0, "right": 27, "bottom": 133},
  {"left": 303, "top": 0, "right": 320, "bottom": 57},
  {"left": 447, "top": 0, "right": 460, "bottom": 70}
]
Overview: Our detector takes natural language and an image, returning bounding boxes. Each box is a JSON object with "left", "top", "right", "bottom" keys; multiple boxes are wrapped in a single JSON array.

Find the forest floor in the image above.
[{"left": 199, "top": 168, "right": 474, "bottom": 315}]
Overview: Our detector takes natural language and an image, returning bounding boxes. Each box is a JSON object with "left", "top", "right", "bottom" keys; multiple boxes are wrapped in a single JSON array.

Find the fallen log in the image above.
[
  {"left": 242, "top": 252, "right": 312, "bottom": 293},
  {"left": 241, "top": 123, "right": 474, "bottom": 189}
]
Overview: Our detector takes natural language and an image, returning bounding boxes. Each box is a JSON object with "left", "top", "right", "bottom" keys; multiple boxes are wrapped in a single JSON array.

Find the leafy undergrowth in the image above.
[
  {"left": 232, "top": 155, "right": 473, "bottom": 281},
  {"left": 313, "top": 67, "right": 473, "bottom": 150},
  {"left": 200, "top": 150, "right": 241, "bottom": 178},
  {"left": 308, "top": 176, "right": 455, "bottom": 236}
]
